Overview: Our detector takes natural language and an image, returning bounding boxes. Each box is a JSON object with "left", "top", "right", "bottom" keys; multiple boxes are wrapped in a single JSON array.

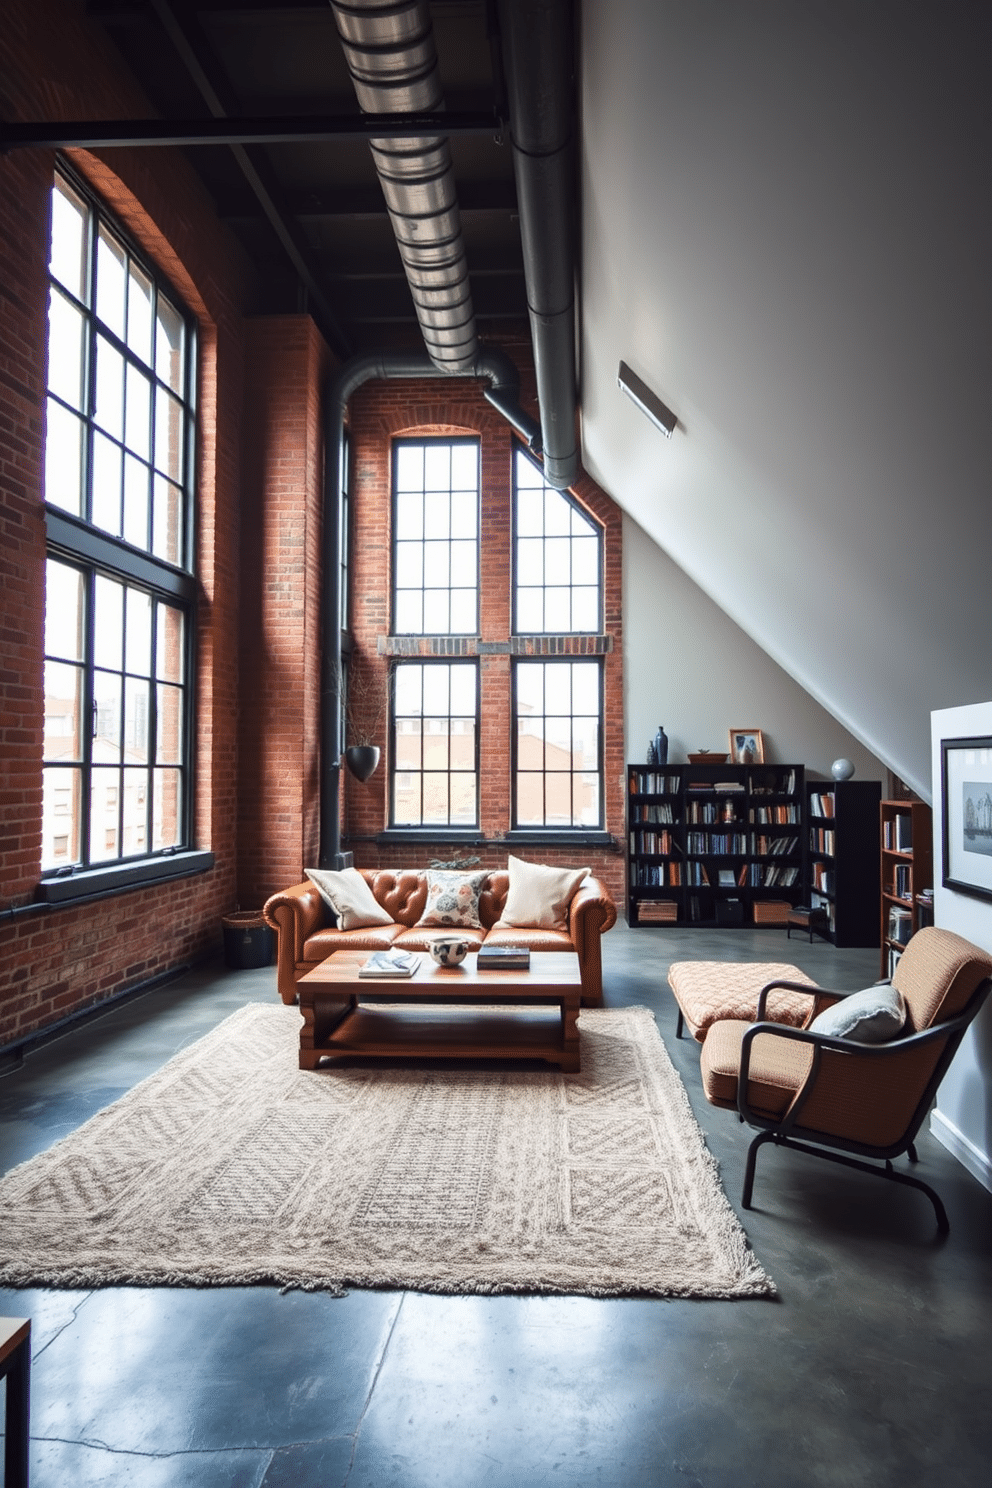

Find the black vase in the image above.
[
  {"left": 344, "top": 745, "right": 380, "bottom": 783},
  {"left": 653, "top": 726, "right": 668, "bottom": 766}
]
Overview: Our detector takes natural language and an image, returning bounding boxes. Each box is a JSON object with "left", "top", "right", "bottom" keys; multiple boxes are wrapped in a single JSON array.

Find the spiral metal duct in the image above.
[{"left": 329, "top": 0, "right": 477, "bottom": 372}]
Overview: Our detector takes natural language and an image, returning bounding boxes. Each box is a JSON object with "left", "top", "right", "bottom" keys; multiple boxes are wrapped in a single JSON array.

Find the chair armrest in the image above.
[
  {"left": 263, "top": 882, "right": 327, "bottom": 1005},
  {"left": 568, "top": 876, "right": 617, "bottom": 1006},
  {"left": 755, "top": 979, "right": 841, "bottom": 1027},
  {"left": 736, "top": 1016, "right": 975, "bottom": 1136}
]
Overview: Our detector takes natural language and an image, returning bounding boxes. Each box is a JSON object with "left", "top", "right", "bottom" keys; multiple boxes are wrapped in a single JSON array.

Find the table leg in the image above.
[
  {"left": 3, "top": 1332, "right": 30, "bottom": 1488},
  {"left": 299, "top": 993, "right": 355, "bottom": 1069},
  {"left": 561, "top": 1000, "right": 581, "bottom": 1072}
]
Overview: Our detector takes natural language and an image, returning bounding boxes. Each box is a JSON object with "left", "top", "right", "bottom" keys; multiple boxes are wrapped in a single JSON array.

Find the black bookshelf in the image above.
[
  {"left": 627, "top": 762, "right": 806, "bottom": 928},
  {"left": 808, "top": 779, "right": 882, "bottom": 947}
]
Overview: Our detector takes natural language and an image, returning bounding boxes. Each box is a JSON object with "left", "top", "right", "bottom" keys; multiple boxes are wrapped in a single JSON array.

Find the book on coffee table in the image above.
[
  {"left": 358, "top": 950, "right": 420, "bottom": 978},
  {"left": 477, "top": 945, "right": 531, "bottom": 970}
]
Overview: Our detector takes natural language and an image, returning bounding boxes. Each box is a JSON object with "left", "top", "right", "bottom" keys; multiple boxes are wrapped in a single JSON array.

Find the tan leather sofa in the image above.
[{"left": 262, "top": 868, "right": 617, "bottom": 1008}]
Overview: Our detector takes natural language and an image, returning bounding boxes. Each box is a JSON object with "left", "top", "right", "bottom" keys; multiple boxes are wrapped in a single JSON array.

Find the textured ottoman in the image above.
[{"left": 667, "top": 961, "right": 819, "bottom": 1042}]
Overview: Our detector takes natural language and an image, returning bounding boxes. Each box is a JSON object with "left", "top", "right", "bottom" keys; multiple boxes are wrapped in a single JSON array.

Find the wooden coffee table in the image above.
[{"left": 297, "top": 949, "right": 582, "bottom": 1072}]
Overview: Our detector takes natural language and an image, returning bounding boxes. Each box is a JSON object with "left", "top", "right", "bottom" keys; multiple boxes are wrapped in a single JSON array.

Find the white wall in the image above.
[
  {"left": 580, "top": 0, "right": 992, "bottom": 799},
  {"left": 624, "top": 512, "right": 886, "bottom": 781},
  {"left": 930, "top": 701, "right": 992, "bottom": 1193}
]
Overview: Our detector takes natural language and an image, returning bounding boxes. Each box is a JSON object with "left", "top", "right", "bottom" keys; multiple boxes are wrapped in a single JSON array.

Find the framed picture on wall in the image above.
[
  {"left": 729, "top": 729, "right": 764, "bottom": 766},
  {"left": 941, "top": 735, "right": 992, "bottom": 902}
]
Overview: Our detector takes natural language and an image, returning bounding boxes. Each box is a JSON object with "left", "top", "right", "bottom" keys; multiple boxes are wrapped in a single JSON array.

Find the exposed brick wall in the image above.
[
  {"left": 239, "top": 317, "right": 332, "bottom": 907},
  {"left": 342, "top": 336, "right": 626, "bottom": 904},
  {"left": 0, "top": 0, "right": 253, "bottom": 1046}
]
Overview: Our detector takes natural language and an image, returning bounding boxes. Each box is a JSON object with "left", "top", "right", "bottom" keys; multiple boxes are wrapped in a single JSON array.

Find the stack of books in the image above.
[
  {"left": 477, "top": 944, "right": 531, "bottom": 970},
  {"left": 358, "top": 950, "right": 420, "bottom": 979},
  {"left": 637, "top": 900, "right": 678, "bottom": 924}
]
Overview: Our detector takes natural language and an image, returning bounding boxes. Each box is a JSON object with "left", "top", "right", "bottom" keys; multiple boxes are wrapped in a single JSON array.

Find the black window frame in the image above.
[
  {"left": 510, "top": 657, "right": 605, "bottom": 832},
  {"left": 390, "top": 436, "right": 481, "bottom": 638},
  {"left": 389, "top": 658, "right": 481, "bottom": 830},
  {"left": 38, "top": 161, "right": 210, "bottom": 903},
  {"left": 511, "top": 443, "right": 603, "bottom": 636}
]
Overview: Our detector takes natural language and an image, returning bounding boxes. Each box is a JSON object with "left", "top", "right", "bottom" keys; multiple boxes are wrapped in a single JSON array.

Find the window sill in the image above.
[
  {"left": 365, "top": 829, "right": 618, "bottom": 852},
  {"left": 36, "top": 850, "right": 214, "bottom": 906},
  {"left": 503, "top": 830, "right": 618, "bottom": 850},
  {"left": 372, "top": 829, "right": 485, "bottom": 848}
]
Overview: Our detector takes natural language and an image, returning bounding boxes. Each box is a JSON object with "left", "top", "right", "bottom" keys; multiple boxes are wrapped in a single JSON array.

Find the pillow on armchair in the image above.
[{"left": 499, "top": 854, "right": 590, "bottom": 930}]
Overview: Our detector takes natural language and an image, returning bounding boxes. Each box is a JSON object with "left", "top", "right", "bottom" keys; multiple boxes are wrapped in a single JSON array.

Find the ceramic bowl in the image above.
[{"left": 429, "top": 936, "right": 469, "bottom": 967}]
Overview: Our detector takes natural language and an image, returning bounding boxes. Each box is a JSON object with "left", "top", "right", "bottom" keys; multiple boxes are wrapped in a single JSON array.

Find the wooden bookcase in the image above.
[
  {"left": 879, "top": 800, "right": 933, "bottom": 976},
  {"left": 627, "top": 762, "right": 805, "bottom": 927},
  {"left": 807, "top": 779, "right": 882, "bottom": 947}
]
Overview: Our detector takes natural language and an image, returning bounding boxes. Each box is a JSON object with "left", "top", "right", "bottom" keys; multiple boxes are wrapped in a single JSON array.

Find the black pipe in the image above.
[
  {"left": 497, "top": 0, "right": 579, "bottom": 489},
  {"left": 319, "top": 347, "right": 541, "bottom": 867}
]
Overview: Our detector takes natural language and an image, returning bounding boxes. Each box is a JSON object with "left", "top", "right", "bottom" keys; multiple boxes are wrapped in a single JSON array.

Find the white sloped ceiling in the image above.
[{"left": 578, "top": 0, "right": 992, "bottom": 798}]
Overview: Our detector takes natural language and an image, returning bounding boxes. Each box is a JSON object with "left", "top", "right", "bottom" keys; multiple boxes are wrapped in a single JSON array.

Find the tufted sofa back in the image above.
[{"left": 358, "top": 869, "right": 510, "bottom": 930}]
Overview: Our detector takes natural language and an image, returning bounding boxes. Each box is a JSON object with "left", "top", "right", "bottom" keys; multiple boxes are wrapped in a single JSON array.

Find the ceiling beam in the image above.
[{"left": 0, "top": 111, "right": 499, "bottom": 152}]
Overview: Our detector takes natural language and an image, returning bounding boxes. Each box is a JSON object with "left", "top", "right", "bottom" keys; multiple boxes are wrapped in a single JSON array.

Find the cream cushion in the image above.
[
  {"left": 809, "top": 985, "right": 907, "bottom": 1044},
  {"left": 305, "top": 867, "right": 394, "bottom": 930},
  {"left": 500, "top": 855, "right": 589, "bottom": 930}
]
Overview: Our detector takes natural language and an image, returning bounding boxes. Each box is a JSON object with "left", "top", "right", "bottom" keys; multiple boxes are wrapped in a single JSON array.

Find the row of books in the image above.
[
  {"left": 686, "top": 831, "right": 749, "bottom": 855},
  {"left": 686, "top": 780, "right": 744, "bottom": 794},
  {"left": 631, "top": 863, "right": 681, "bottom": 887},
  {"left": 891, "top": 863, "right": 912, "bottom": 900},
  {"left": 753, "top": 834, "right": 800, "bottom": 857},
  {"left": 629, "top": 829, "right": 675, "bottom": 856},
  {"left": 883, "top": 816, "right": 913, "bottom": 851},
  {"left": 809, "top": 792, "right": 836, "bottom": 818},
  {"left": 750, "top": 805, "right": 799, "bottom": 824},
  {"left": 630, "top": 802, "right": 674, "bottom": 823},
  {"left": 632, "top": 830, "right": 802, "bottom": 859},
  {"left": 629, "top": 772, "right": 681, "bottom": 795},
  {"left": 686, "top": 801, "right": 733, "bottom": 823},
  {"left": 811, "top": 863, "right": 835, "bottom": 895},
  {"left": 810, "top": 828, "right": 836, "bottom": 856}
]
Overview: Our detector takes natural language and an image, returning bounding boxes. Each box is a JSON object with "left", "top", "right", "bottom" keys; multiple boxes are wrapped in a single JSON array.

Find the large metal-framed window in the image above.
[
  {"left": 391, "top": 661, "right": 479, "bottom": 827},
  {"left": 513, "top": 446, "right": 601, "bottom": 634},
  {"left": 392, "top": 438, "right": 479, "bottom": 635},
  {"left": 512, "top": 660, "right": 603, "bottom": 829},
  {"left": 40, "top": 164, "right": 204, "bottom": 899}
]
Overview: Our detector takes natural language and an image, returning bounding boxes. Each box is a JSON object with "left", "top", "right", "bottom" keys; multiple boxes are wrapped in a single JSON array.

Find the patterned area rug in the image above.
[{"left": 0, "top": 1003, "right": 774, "bottom": 1299}]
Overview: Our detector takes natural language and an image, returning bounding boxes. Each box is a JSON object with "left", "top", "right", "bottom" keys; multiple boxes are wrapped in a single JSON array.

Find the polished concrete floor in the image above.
[{"left": 2, "top": 921, "right": 991, "bottom": 1487}]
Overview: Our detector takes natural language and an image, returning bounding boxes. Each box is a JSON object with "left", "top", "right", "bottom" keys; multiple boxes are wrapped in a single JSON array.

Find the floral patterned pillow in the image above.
[{"left": 417, "top": 869, "right": 489, "bottom": 929}]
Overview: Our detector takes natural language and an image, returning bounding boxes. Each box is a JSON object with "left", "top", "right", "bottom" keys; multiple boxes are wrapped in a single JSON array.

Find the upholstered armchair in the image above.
[{"left": 698, "top": 927, "right": 992, "bottom": 1233}]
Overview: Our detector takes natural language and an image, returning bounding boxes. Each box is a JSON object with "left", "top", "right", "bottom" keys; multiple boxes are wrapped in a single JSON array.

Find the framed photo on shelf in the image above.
[
  {"left": 941, "top": 735, "right": 992, "bottom": 902},
  {"left": 729, "top": 728, "right": 764, "bottom": 766}
]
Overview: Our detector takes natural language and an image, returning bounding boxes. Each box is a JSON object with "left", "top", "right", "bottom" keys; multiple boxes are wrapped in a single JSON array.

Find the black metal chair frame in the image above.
[{"left": 733, "top": 975, "right": 992, "bottom": 1235}]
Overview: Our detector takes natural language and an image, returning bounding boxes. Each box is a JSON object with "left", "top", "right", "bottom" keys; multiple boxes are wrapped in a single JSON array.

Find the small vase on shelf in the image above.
[{"left": 653, "top": 726, "right": 668, "bottom": 767}]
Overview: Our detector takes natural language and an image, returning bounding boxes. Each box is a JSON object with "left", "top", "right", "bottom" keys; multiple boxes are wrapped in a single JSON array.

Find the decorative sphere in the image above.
[
  {"left": 429, "top": 936, "right": 469, "bottom": 967},
  {"left": 831, "top": 758, "right": 856, "bottom": 781}
]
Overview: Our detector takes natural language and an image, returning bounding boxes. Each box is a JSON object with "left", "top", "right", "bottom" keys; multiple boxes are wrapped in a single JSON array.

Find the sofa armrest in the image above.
[
  {"left": 569, "top": 876, "right": 618, "bottom": 1006},
  {"left": 263, "top": 882, "right": 326, "bottom": 1005}
]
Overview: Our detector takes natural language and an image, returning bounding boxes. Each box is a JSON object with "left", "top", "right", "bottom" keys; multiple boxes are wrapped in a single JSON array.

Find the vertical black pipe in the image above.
[
  {"left": 497, "top": 0, "right": 579, "bottom": 489},
  {"left": 318, "top": 349, "right": 541, "bottom": 867}
]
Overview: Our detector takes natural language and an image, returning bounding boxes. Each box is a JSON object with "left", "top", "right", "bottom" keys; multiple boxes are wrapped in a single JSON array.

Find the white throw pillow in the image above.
[
  {"left": 809, "top": 985, "right": 907, "bottom": 1044},
  {"left": 305, "top": 867, "right": 394, "bottom": 930},
  {"left": 500, "top": 854, "right": 590, "bottom": 930},
  {"left": 417, "top": 869, "right": 488, "bottom": 929}
]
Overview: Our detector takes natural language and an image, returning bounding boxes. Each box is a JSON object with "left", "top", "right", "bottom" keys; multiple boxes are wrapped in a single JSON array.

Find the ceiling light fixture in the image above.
[{"left": 617, "top": 361, "right": 678, "bottom": 438}]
